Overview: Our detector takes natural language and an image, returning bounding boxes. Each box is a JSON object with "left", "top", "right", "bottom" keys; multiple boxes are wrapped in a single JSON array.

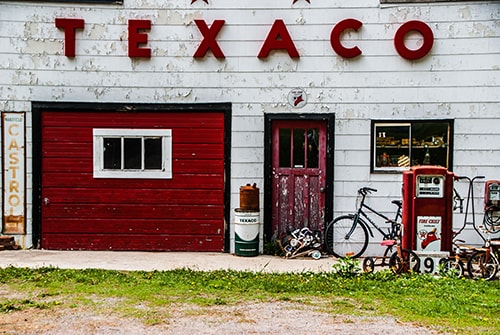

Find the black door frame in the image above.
[{"left": 264, "top": 113, "right": 335, "bottom": 242}]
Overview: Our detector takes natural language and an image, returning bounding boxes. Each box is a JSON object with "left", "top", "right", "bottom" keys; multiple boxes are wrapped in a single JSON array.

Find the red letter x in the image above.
[
  {"left": 55, "top": 18, "right": 85, "bottom": 57},
  {"left": 193, "top": 20, "right": 225, "bottom": 59}
]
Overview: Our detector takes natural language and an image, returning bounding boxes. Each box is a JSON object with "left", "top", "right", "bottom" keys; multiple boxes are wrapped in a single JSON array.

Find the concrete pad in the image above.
[{"left": 0, "top": 250, "right": 338, "bottom": 273}]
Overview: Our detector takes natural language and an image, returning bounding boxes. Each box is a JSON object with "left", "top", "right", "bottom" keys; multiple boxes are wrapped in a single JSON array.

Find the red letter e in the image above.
[{"left": 129, "top": 19, "right": 151, "bottom": 58}]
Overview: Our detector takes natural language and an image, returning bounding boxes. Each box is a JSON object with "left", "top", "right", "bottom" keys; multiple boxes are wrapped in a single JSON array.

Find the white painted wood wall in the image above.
[{"left": 0, "top": 0, "right": 498, "bottom": 253}]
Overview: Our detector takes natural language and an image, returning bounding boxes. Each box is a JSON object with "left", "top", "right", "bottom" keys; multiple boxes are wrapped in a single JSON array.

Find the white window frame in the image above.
[{"left": 93, "top": 128, "right": 172, "bottom": 179}]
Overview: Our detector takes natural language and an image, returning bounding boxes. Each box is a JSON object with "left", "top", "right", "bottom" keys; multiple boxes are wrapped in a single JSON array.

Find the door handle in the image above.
[
  {"left": 320, "top": 187, "right": 326, "bottom": 193},
  {"left": 43, "top": 197, "right": 50, "bottom": 206}
]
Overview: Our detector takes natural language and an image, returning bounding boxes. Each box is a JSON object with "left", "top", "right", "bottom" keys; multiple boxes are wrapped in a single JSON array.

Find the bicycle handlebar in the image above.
[
  {"left": 358, "top": 187, "right": 377, "bottom": 195},
  {"left": 454, "top": 175, "right": 485, "bottom": 182}
]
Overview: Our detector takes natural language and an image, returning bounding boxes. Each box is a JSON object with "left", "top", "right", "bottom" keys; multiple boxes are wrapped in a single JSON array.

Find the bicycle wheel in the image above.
[
  {"left": 441, "top": 258, "right": 464, "bottom": 278},
  {"left": 324, "top": 215, "right": 369, "bottom": 258},
  {"left": 467, "top": 250, "right": 498, "bottom": 281},
  {"left": 389, "top": 249, "right": 420, "bottom": 275}
]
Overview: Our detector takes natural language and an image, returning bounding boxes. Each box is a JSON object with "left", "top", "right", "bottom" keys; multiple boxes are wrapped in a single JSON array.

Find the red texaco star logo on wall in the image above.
[
  {"left": 293, "top": 0, "right": 311, "bottom": 3},
  {"left": 191, "top": 0, "right": 209, "bottom": 4}
]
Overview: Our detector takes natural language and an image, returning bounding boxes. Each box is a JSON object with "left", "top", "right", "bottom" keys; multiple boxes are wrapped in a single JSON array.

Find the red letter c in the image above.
[{"left": 330, "top": 18, "right": 362, "bottom": 58}]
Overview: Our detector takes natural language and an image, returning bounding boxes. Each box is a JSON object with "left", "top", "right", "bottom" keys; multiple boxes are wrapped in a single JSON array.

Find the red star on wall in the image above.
[
  {"left": 191, "top": 0, "right": 209, "bottom": 4},
  {"left": 293, "top": 0, "right": 311, "bottom": 3}
]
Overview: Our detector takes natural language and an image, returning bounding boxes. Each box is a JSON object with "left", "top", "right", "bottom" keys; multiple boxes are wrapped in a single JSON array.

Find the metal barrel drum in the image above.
[{"left": 234, "top": 210, "right": 260, "bottom": 257}]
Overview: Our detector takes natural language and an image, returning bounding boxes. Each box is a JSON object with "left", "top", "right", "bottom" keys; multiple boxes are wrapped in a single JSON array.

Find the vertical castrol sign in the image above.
[{"left": 2, "top": 113, "right": 25, "bottom": 234}]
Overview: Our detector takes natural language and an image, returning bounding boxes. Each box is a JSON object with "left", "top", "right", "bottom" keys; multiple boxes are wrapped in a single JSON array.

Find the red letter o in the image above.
[{"left": 394, "top": 20, "right": 433, "bottom": 60}]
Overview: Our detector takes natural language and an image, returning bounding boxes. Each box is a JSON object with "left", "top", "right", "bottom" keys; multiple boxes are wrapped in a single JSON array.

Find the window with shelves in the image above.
[
  {"left": 371, "top": 120, "right": 453, "bottom": 173},
  {"left": 93, "top": 129, "right": 172, "bottom": 179}
]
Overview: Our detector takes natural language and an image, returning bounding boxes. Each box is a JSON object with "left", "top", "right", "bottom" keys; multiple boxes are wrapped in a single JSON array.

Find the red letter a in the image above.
[{"left": 258, "top": 20, "right": 299, "bottom": 59}]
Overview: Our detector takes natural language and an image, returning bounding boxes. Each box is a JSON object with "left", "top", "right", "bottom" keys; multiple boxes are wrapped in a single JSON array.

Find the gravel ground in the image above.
[{"left": 0, "top": 301, "right": 444, "bottom": 335}]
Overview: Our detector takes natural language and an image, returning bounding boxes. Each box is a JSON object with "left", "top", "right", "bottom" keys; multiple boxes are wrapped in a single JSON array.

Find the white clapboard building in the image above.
[{"left": 0, "top": 0, "right": 498, "bottom": 255}]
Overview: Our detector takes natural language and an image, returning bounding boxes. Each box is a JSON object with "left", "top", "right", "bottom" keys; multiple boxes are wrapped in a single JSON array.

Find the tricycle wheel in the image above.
[
  {"left": 441, "top": 258, "right": 464, "bottom": 278},
  {"left": 362, "top": 257, "right": 375, "bottom": 273}
]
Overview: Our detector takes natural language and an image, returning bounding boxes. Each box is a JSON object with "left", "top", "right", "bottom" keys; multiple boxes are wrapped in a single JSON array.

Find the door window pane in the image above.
[
  {"left": 306, "top": 128, "right": 319, "bottom": 168},
  {"left": 279, "top": 128, "right": 291, "bottom": 168},
  {"left": 293, "top": 129, "right": 305, "bottom": 168}
]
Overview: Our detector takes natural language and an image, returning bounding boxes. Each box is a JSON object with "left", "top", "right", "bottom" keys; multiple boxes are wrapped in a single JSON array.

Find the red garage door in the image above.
[{"left": 40, "top": 109, "right": 226, "bottom": 251}]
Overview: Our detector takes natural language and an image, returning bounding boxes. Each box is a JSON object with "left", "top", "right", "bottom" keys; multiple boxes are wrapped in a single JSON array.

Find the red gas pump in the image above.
[
  {"left": 484, "top": 180, "right": 500, "bottom": 232},
  {"left": 402, "top": 166, "right": 454, "bottom": 252},
  {"left": 484, "top": 180, "right": 500, "bottom": 210}
]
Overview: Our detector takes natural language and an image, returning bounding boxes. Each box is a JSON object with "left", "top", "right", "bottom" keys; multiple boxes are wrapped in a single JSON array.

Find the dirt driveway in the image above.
[{"left": 1, "top": 301, "right": 444, "bottom": 335}]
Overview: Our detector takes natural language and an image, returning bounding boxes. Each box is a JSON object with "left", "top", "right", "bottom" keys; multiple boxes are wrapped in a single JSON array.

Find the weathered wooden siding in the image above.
[
  {"left": 0, "top": 0, "right": 498, "bottom": 251},
  {"left": 41, "top": 111, "right": 225, "bottom": 251}
]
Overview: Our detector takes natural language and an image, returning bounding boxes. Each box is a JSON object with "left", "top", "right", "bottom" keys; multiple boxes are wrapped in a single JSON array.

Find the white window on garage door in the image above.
[{"left": 93, "top": 129, "right": 172, "bottom": 179}]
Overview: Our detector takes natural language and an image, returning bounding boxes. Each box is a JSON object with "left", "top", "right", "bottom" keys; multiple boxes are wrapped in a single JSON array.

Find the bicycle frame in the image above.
[
  {"left": 348, "top": 189, "right": 402, "bottom": 241},
  {"left": 356, "top": 203, "right": 400, "bottom": 239},
  {"left": 326, "top": 186, "right": 403, "bottom": 259},
  {"left": 453, "top": 175, "right": 486, "bottom": 242}
]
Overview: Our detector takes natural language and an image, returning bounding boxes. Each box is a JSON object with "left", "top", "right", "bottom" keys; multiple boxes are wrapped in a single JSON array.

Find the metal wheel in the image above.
[
  {"left": 389, "top": 249, "right": 420, "bottom": 275},
  {"left": 441, "top": 258, "right": 464, "bottom": 278},
  {"left": 310, "top": 250, "right": 322, "bottom": 260},
  {"left": 362, "top": 257, "right": 375, "bottom": 273},
  {"left": 324, "top": 215, "right": 369, "bottom": 258},
  {"left": 467, "top": 250, "right": 498, "bottom": 281}
]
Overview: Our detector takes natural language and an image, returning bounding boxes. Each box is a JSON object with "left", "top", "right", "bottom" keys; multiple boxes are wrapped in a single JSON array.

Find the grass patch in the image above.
[
  {"left": 0, "top": 298, "right": 59, "bottom": 313},
  {"left": 0, "top": 266, "right": 498, "bottom": 334}
]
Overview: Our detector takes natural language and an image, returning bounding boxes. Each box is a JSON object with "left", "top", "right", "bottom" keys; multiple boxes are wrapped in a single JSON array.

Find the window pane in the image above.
[
  {"left": 124, "top": 138, "right": 142, "bottom": 169},
  {"left": 145, "top": 137, "right": 162, "bottom": 170},
  {"left": 374, "top": 125, "right": 410, "bottom": 167},
  {"left": 279, "top": 128, "right": 291, "bottom": 167},
  {"left": 306, "top": 128, "right": 319, "bottom": 168},
  {"left": 411, "top": 123, "right": 449, "bottom": 167},
  {"left": 103, "top": 138, "right": 121, "bottom": 169},
  {"left": 293, "top": 129, "right": 305, "bottom": 168}
]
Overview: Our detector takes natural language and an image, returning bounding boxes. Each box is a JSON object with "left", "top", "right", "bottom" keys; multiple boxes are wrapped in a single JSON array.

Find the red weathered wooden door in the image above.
[
  {"left": 40, "top": 110, "right": 225, "bottom": 251},
  {"left": 271, "top": 120, "right": 327, "bottom": 239}
]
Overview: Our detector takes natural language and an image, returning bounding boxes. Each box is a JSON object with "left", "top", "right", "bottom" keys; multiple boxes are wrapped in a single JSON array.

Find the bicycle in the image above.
[
  {"left": 324, "top": 187, "right": 402, "bottom": 259},
  {"left": 448, "top": 175, "right": 486, "bottom": 278},
  {"left": 387, "top": 238, "right": 421, "bottom": 275},
  {"left": 362, "top": 225, "right": 421, "bottom": 275},
  {"left": 467, "top": 226, "right": 499, "bottom": 281}
]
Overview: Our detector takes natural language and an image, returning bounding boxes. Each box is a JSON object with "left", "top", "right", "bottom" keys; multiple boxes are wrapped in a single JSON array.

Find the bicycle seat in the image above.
[
  {"left": 391, "top": 200, "right": 402, "bottom": 207},
  {"left": 380, "top": 240, "right": 397, "bottom": 247}
]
